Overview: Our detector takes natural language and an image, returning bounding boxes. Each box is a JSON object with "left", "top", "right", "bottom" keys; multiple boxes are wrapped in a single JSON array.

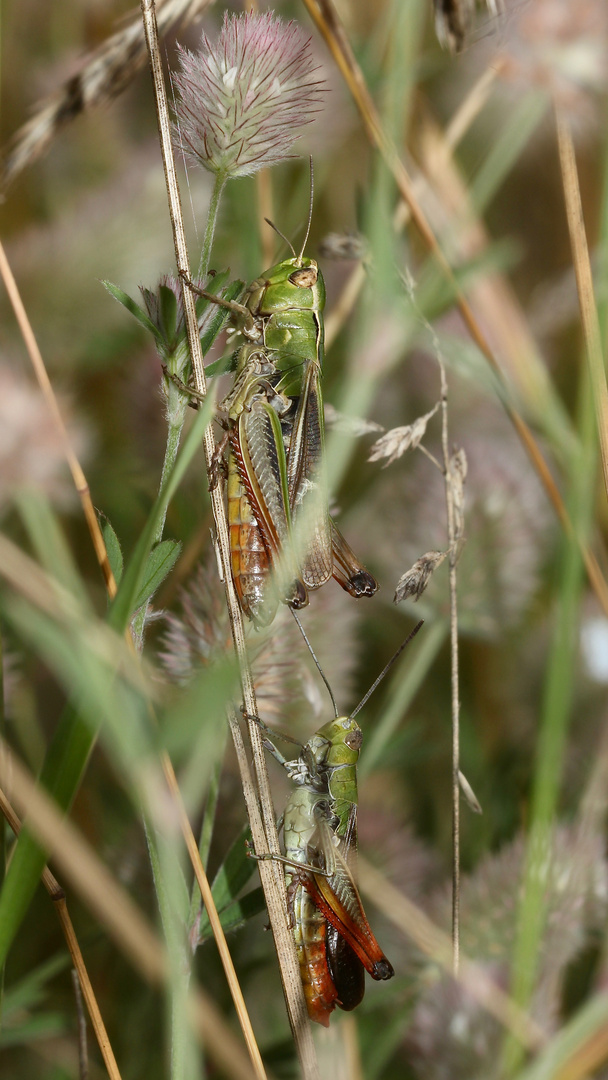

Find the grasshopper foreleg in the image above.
[
  {"left": 179, "top": 270, "right": 256, "bottom": 337},
  {"left": 161, "top": 364, "right": 206, "bottom": 408}
]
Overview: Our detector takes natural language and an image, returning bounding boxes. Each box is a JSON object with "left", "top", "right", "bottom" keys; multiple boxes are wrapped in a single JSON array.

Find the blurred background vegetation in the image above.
[{"left": 2, "top": 1, "right": 608, "bottom": 1078}]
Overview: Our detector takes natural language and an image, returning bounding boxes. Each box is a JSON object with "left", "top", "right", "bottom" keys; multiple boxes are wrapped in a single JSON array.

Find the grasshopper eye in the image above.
[
  {"left": 345, "top": 729, "right": 363, "bottom": 752},
  {"left": 289, "top": 266, "right": 318, "bottom": 288}
]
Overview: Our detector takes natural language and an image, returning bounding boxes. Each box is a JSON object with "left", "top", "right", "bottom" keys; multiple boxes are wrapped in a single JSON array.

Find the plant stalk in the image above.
[{"left": 140, "top": 3, "right": 319, "bottom": 1076}]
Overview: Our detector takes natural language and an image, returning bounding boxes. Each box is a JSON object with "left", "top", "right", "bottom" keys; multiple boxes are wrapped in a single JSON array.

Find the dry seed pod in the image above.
[
  {"left": 324, "top": 404, "right": 384, "bottom": 438},
  {"left": 368, "top": 404, "right": 440, "bottom": 467},
  {"left": 448, "top": 447, "right": 468, "bottom": 545},
  {"left": 458, "top": 770, "right": 483, "bottom": 814},
  {"left": 394, "top": 551, "right": 447, "bottom": 604},
  {"left": 318, "top": 232, "right": 368, "bottom": 261}
]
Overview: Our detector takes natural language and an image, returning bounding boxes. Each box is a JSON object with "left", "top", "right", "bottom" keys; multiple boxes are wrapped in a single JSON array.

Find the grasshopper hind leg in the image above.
[{"left": 330, "top": 520, "right": 378, "bottom": 597}]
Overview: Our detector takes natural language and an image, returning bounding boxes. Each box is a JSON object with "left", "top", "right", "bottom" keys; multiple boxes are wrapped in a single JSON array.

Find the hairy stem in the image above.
[{"left": 198, "top": 170, "right": 227, "bottom": 279}]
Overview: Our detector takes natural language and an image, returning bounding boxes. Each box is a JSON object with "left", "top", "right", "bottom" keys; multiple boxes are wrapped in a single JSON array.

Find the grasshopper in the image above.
[
  {"left": 190, "top": 170, "right": 378, "bottom": 625},
  {"left": 256, "top": 620, "right": 423, "bottom": 1023},
  {"left": 280, "top": 783, "right": 392, "bottom": 1026}
]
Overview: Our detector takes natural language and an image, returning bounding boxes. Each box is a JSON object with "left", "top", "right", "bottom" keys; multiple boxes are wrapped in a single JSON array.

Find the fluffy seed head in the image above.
[{"left": 172, "top": 12, "right": 323, "bottom": 178}]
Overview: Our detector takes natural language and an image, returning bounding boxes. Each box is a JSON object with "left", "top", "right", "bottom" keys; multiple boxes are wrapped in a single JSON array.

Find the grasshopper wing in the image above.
[
  {"left": 233, "top": 399, "right": 308, "bottom": 609},
  {"left": 306, "top": 821, "right": 393, "bottom": 982},
  {"left": 286, "top": 362, "right": 333, "bottom": 590}
]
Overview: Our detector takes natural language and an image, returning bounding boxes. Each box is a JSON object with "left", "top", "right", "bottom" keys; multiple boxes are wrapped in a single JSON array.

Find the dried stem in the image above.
[
  {"left": 139, "top": 2, "right": 318, "bottom": 1075},
  {"left": 0, "top": 787, "right": 123, "bottom": 1080},
  {"left": 402, "top": 271, "right": 462, "bottom": 972},
  {"left": 0, "top": 241, "right": 117, "bottom": 600},
  {"left": 556, "top": 108, "right": 608, "bottom": 506},
  {"left": 72, "top": 968, "right": 89, "bottom": 1080},
  {"left": 0, "top": 745, "right": 259, "bottom": 1080},
  {"left": 438, "top": 356, "right": 461, "bottom": 975},
  {"left": 0, "top": 228, "right": 264, "bottom": 1069}
]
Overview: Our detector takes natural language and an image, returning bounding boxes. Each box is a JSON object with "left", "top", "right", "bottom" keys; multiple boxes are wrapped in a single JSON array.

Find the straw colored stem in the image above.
[
  {"left": 0, "top": 787, "right": 122, "bottom": 1080},
  {"left": 161, "top": 752, "right": 268, "bottom": 1080},
  {"left": 437, "top": 357, "right": 461, "bottom": 975},
  {"left": 0, "top": 240, "right": 117, "bottom": 600},
  {"left": 0, "top": 743, "right": 261, "bottom": 1080},
  {"left": 139, "top": 2, "right": 318, "bottom": 1075},
  {"left": 556, "top": 109, "right": 608, "bottom": 505}
]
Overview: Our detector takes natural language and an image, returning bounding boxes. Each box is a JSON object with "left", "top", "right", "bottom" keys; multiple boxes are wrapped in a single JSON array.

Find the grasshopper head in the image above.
[
  {"left": 315, "top": 717, "right": 363, "bottom": 755},
  {"left": 249, "top": 256, "right": 326, "bottom": 315}
]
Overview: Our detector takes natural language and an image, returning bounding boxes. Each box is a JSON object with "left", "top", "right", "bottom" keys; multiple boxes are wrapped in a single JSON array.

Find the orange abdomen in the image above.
[
  {"left": 292, "top": 883, "right": 339, "bottom": 1027},
  {"left": 227, "top": 448, "right": 276, "bottom": 626}
]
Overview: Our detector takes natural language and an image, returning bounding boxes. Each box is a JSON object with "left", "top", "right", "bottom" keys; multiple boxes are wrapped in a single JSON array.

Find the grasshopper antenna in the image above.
[
  {"left": 350, "top": 620, "right": 424, "bottom": 720},
  {"left": 264, "top": 217, "right": 296, "bottom": 259},
  {"left": 291, "top": 609, "right": 340, "bottom": 718},
  {"left": 297, "top": 156, "right": 314, "bottom": 266}
]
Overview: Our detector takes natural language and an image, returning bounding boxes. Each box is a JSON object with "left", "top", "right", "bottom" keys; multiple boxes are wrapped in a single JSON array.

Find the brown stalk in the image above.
[
  {"left": 0, "top": 241, "right": 117, "bottom": 600},
  {"left": 300, "top": 0, "right": 608, "bottom": 618},
  {"left": 556, "top": 109, "right": 608, "bottom": 505},
  {"left": 0, "top": 744, "right": 260, "bottom": 1080},
  {"left": 358, "top": 855, "right": 546, "bottom": 1054},
  {"left": 0, "top": 787, "right": 122, "bottom": 1080},
  {"left": 139, "top": 2, "right": 318, "bottom": 1076},
  {"left": 71, "top": 968, "right": 89, "bottom": 1080},
  {"left": 437, "top": 355, "right": 461, "bottom": 974}
]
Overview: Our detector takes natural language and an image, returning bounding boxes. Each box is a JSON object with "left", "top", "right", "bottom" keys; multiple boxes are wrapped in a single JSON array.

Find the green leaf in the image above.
[
  {"left": 109, "top": 392, "right": 215, "bottom": 632},
  {"left": 158, "top": 283, "right": 179, "bottom": 346},
  {"left": 0, "top": 399, "right": 214, "bottom": 966},
  {"left": 102, "top": 280, "right": 163, "bottom": 343},
  {"left": 199, "top": 279, "right": 244, "bottom": 356},
  {"left": 196, "top": 825, "right": 261, "bottom": 942},
  {"left": 204, "top": 352, "right": 238, "bottom": 378},
  {"left": 198, "top": 887, "right": 266, "bottom": 943},
  {"left": 133, "top": 539, "right": 181, "bottom": 612},
  {"left": 0, "top": 1012, "right": 68, "bottom": 1047},
  {"left": 100, "top": 515, "right": 124, "bottom": 588},
  {"left": 1, "top": 952, "right": 71, "bottom": 1018},
  {"left": 0, "top": 704, "right": 92, "bottom": 968},
  {"left": 16, "top": 491, "right": 90, "bottom": 607}
]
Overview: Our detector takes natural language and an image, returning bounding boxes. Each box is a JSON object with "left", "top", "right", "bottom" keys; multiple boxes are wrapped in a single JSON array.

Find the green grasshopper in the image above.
[
  {"left": 189, "top": 171, "right": 378, "bottom": 625},
  {"left": 256, "top": 621, "right": 423, "bottom": 1023},
  {"left": 279, "top": 782, "right": 390, "bottom": 1026}
]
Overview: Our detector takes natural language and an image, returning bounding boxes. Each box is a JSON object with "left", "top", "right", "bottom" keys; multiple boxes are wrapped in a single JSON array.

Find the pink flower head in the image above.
[{"left": 173, "top": 12, "right": 323, "bottom": 178}]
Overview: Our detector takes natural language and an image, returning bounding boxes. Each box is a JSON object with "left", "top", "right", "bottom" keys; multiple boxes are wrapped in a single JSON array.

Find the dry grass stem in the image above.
[
  {"left": 300, "top": 0, "right": 608, "bottom": 620},
  {"left": 140, "top": 2, "right": 318, "bottom": 1074},
  {"left": 0, "top": 744, "right": 260, "bottom": 1080},
  {"left": 0, "top": 787, "right": 123, "bottom": 1080},
  {"left": 358, "top": 855, "right": 546, "bottom": 1053},
  {"left": 0, "top": 241, "right": 117, "bottom": 599},
  {"left": 439, "top": 357, "right": 463, "bottom": 975},
  {"left": 71, "top": 969, "right": 89, "bottom": 1080},
  {"left": 160, "top": 751, "right": 268, "bottom": 1080},
  {"left": 556, "top": 108, "right": 608, "bottom": 505}
]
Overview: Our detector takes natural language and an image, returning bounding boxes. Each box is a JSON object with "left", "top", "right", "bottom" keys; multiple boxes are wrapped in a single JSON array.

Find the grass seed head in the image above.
[{"left": 172, "top": 12, "right": 323, "bottom": 179}]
